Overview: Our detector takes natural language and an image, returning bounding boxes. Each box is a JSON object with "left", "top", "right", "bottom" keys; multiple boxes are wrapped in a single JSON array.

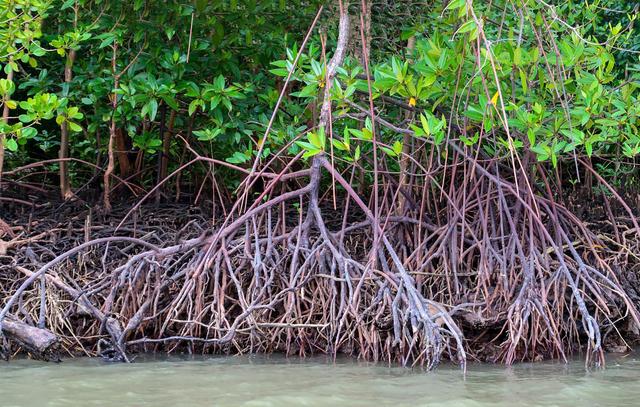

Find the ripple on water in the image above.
[{"left": 1, "top": 353, "right": 640, "bottom": 407}]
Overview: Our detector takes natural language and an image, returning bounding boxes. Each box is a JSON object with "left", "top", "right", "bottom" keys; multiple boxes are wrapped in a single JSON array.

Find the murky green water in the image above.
[{"left": 1, "top": 353, "right": 640, "bottom": 406}]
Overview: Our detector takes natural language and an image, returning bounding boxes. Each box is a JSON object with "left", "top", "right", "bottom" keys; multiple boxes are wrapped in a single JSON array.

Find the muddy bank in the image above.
[{"left": 1, "top": 199, "right": 639, "bottom": 366}]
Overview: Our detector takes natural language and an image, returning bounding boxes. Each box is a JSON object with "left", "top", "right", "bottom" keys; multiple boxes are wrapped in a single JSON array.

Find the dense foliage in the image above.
[{"left": 1, "top": 0, "right": 638, "bottom": 200}]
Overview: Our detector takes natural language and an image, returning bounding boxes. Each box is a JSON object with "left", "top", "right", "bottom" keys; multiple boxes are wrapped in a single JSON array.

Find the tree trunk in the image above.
[
  {"left": 59, "top": 49, "right": 76, "bottom": 200},
  {"left": 103, "top": 44, "right": 118, "bottom": 212},
  {"left": 59, "top": 2, "right": 78, "bottom": 200},
  {"left": 155, "top": 105, "right": 176, "bottom": 204},
  {"left": 160, "top": 110, "right": 177, "bottom": 186},
  {"left": 1, "top": 315, "right": 59, "bottom": 360},
  {"left": 398, "top": 35, "right": 416, "bottom": 214},
  {"left": 114, "top": 128, "right": 132, "bottom": 178}
]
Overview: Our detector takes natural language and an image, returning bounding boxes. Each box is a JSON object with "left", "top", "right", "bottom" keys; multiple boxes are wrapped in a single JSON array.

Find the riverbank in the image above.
[{"left": 2, "top": 198, "right": 639, "bottom": 366}]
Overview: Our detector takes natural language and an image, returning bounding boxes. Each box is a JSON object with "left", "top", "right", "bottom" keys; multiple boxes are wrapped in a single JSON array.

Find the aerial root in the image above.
[
  {"left": 1, "top": 149, "right": 639, "bottom": 368},
  {"left": 0, "top": 159, "right": 467, "bottom": 367}
]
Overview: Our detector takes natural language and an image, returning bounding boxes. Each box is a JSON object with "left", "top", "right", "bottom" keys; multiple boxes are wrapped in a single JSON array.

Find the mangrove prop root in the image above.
[
  {"left": 1, "top": 3, "right": 639, "bottom": 369},
  {"left": 2, "top": 145, "right": 638, "bottom": 368}
]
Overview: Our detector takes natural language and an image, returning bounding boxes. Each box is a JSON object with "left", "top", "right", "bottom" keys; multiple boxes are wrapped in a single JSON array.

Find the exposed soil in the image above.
[{"left": 1, "top": 192, "right": 639, "bottom": 365}]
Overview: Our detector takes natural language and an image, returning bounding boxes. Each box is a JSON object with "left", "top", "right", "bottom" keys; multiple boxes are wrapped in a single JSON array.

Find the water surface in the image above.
[{"left": 1, "top": 353, "right": 639, "bottom": 406}]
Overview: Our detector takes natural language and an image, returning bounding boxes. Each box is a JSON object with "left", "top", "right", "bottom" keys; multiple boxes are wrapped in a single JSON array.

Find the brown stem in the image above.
[
  {"left": 155, "top": 106, "right": 176, "bottom": 204},
  {"left": 58, "top": 2, "right": 79, "bottom": 200},
  {"left": 103, "top": 43, "right": 118, "bottom": 212},
  {"left": 398, "top": 35, "right": 416, "bottom": 214}
]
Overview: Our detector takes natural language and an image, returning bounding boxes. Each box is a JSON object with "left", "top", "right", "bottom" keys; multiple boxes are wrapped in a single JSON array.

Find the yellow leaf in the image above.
[
  {"left": 491, "top": 91, "right": 499, "bottom": 106},
  {"left": 408, "top": 97, "right": 416, "bottom": 107}
]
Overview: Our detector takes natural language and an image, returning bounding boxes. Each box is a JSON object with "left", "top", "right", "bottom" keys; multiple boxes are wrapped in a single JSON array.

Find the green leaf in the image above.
[
  {"left": 444, "top": 0, "right": 466, "bottom": 12},
  {"left": 317, "top": 126, "right": 326, "bottom": 149},
  {"left": 302, "top": 148, "right": 321, "bottom": 159},
  {"left": 595, "top": 118, "right": 618, "bottom": 127},
  {"left": 348, "top": 129, "right": 363, "bottom": 139},
  {"left": 269, "top": 68, "right": 289, "bottom": 77},
  {"left": 194, "top": 128, "right": 221, "bottom": 141},
  {"left": 420, "top": 114, "right": 430, "bottom": 135},
  {"left": 19, "top": 114, "right": 36, "bottom": 123},
  {"left": 222, "top": 97, "right": 232, "bottom": 111},
  {"left": 460, "top": 133, "right": 478, "bottom": 146},
  {"left": 68, "top": 122, "right": 83, "bottom": 132},
  {"left": 585, "top": 143, "right": 593, "bottom": 157},
  {"left": 381, "top": 146, "right": 397, "bottom": 157},
  {"left": 21, "top": 127, "right": 37, "bottom": 139},
  {"left": 332, "top": 139, "right": 349, "bottom": 151},
  {"left": 392, "top": 140, "right": 402, "bottom": 155},
  {"left": 296, "top": 141, "right": 318, "bottom": 151},
  {"left": 161, "top": 95, "right": 179, "bottom": 111},
  {"left": 226, "top": 151, "right": 250, "bottom": 164},
  {"left": 188, "top": 100, "right": 202, "bottom": 116},
  {"left": 308, "top": 130, "right": 324, "bottom": 150},
  {"left": 464, "top": 106, "right": 485, "bottom": 121},
  {"left": 148, "top": 99, "right": 159, "bottom": 121},
  {"left": 527, "top": 129, "right": 536, "bottom": 146},
  {"left": 210, "top": 95, "right": 222, "bottom": 110},
  {"left": 214, "top": 75, "right": 226, "bottom": 91},
  {"left": 519, "top": 69, "right": 528, "bottom": 93},
  {"left": 454, "top": 20, "right": 476, "bottom": 37},
  {"left": 5, "top": 138, "right": 18, "bottom": 152},
  {"left": 514, "top": 47, "right": 523, "bottom": 66},
  {"left": 293, "top": 83, "right": 318, "bottom": 98},
  {"left": 98, "top": 35, "right": 115, "bottom": 49}
]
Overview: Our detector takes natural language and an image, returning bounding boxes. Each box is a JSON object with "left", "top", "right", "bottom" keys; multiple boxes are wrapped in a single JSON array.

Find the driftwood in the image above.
[{"left": 1, "top": 315, "right": 59, "bottom": 360}]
